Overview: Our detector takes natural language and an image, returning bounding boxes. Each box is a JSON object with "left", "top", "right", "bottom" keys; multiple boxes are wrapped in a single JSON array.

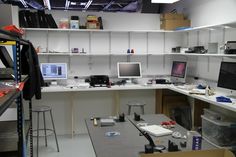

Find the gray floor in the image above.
[{"left": 32, "top": 134, "right": 96, "bottom": 157}]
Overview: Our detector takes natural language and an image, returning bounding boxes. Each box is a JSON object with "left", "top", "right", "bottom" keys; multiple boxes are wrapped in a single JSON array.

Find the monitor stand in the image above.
[
  {"left": 126, "top": 78, "right": 137, "bottom": 85},
  {"left": 50, "top": 80, "right": 58, "bottom": 86},
  {"left": 226, "top": 91, "right": 236, "bottom": 99}
]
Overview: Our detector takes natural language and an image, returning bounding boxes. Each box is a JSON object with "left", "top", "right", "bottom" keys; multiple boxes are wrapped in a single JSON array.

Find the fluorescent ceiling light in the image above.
[
  {"left": 65, "top": 0, "right": 70, "bottom": 9},
  {"left": 151, "top": 0, "right": 180, "bottom": 3},
  {"left": 70, "top": 2, "right": 76, "bottom": 5},
  {"left": 19, "top": 0, "right": 28, "bottom": 8},
  {"left": 43, "top": 0, "right": 51, "bottom": 10},
  {"left": 84, "top": 0, "right": 93, "bottom": 9}
]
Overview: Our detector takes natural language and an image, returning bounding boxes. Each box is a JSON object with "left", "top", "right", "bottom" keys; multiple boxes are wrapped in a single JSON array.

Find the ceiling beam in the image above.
[{"left": 102, "top": 0, "right": 115, "bottom": 11}]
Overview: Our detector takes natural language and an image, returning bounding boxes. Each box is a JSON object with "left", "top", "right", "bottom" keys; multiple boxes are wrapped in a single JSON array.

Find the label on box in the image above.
[{"left": 192, "top": 136, "right": 202, "bottom": 150}]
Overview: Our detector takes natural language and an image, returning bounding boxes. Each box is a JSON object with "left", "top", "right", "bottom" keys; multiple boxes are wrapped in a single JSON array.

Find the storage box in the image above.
[
  {"left": 160, "top": 13, "right": 185, "bottom": 20},
  {"left": 160, "top": 19, "right": 190, "bottom": 30},
  {"left": 201, "top": 115, "right": 236, "bottom": 147},
  {"left": 140, "top": 149, "right": 235, "bottom": 157},
  {"left": 203, "top": 108, "right": 225, "bottom": 121}
]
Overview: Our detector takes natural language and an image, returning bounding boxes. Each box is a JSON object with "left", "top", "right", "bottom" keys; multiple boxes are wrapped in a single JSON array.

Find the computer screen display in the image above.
[
  {"left": 171, "top": 61, "right": 187, "bottom": 78},
  {"left": 217, "top": 62, "right": 236, "bottom": 90},
  {"left": 40, "top": 63, "right": 67, "bottom": 80},
  {"left": 117, "top": 62, "right": 142, "bottom": 78}
]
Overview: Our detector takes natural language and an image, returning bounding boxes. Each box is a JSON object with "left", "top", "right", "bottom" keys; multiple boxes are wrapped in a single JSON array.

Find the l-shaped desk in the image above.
[{"left": 42, "top": 84, "right": 236, "bottom": 136}]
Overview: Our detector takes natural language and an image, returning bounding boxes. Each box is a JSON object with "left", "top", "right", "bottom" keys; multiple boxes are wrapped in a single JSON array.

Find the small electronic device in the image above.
[
  {"left": 40, "top": 63, "right": 67, "bottom": 80},
  {"left": 89, "top": 75, "right": 110, "bottom": 87},
  {"left": 224, "top": 41, "right": 236, "bottom": 54},
  {"left": 171, "top": 61, "right": 187, "bottom": 84},
  {"left": 217, "top": 62, "right": 236, "bottom": 97}
]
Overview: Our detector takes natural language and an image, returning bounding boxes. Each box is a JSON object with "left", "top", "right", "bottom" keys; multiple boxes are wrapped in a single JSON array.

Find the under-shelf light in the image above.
[{"left": 151, "top": 0, "right": 180, "bottom": 3}]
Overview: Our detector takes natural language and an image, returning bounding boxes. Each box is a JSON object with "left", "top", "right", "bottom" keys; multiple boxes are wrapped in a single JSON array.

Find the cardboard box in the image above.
[
  {"left": 161, "top": 19, "right": 191, "bottom": 30},
  {"left": 141, "top": 149, "right": 235, "bottom": 157},
  {"left": 160, "top": 13, "right": 184, "bottom": 20}
]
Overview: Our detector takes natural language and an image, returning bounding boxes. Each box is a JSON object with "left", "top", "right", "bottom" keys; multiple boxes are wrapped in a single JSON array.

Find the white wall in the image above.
[
  {"left": 162, "top": 0, "right": 236, "bottom": 27},
  {"left": 48, "top": 10, "right": 160, "bottom": 30}
]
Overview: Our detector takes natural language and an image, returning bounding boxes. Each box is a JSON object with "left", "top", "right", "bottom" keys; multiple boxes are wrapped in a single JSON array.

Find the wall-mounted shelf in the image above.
[
  {"left": 166, "top": 53, "right": 236, "bottom": 57},
  {"left": 22, "top": 28, "right": 175, "bottom": 33},
  {"left": 38, "top": 52, "right": 236, "bottom": 58}
]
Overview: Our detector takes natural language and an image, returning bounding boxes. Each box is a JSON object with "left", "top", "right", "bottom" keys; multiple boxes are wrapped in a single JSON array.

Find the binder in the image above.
[
  {"left": 19, "top": 10, "right": 28, "bottom": 28},
  {"left": 45, "top": 14, "right": 58, "bottom": 28},
  {"left": 37, "top": 10, "right": 48, "bottom": 28}
]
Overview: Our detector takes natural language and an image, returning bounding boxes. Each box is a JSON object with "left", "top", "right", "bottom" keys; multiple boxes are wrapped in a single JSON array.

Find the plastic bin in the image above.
[
  {"left": 203, "top": 108, "right": 225, "bottom": 121},
  {"left": 201, "top": 115, "right": 236, "bottom": 147}
]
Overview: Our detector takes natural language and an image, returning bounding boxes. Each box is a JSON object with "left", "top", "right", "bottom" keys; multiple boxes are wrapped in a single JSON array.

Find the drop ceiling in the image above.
[{"left": 1, "top": 0, "right": 162, "bottom": 13}]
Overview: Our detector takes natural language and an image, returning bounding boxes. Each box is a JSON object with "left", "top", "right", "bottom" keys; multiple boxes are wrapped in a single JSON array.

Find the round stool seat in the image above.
[
  {"left": 32, "top": 106, "right": 51, "bottom": 112},
  {"left": 127, "top": 101, "right": 146, "bottom": 107}
]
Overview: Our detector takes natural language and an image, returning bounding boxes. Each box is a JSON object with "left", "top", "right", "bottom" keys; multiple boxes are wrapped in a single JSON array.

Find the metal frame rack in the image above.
[{"left": 0, "top": 29, "right": 32, "bottom": 157}]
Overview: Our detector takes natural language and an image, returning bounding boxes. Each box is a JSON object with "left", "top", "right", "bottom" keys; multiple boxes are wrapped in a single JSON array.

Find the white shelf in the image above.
[
  {"left": 22, "top": 28, "right": 174, "bottom": 33},
  {"left": 166, "top": 53, "right": 236, "bottom": 57},
  {"left": 176, "top": 21, "right": 236, "bottom": 32},
  {"left": 38, "top": 52, "right": 70, "bottom": 56}
]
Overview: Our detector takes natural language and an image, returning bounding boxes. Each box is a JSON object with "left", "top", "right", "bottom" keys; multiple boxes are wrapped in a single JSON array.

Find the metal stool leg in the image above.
[
  {"left": 43, "top": 112, "right": 48, "bottom": 147},
  {"left": 36, "top": 112, "right": 39, "bottom": 157},
  {"left": 128, "top": 106, "right": 131, "bottom": 115},
  {"left": 49, "top": 110, "right": 60, "bottom": 152}
]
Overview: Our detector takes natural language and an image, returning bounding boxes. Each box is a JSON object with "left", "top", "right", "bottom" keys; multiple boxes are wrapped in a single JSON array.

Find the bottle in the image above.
[
  {"left": 205, "top": 86, "right": 209, "bottom": 96},
  {"left": 70, "top": 16, "right": 79, "bottom": 29}
]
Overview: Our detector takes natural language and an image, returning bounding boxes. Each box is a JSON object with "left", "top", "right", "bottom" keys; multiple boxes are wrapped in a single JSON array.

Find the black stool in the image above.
[
  {"left": 126, "top": 101, "right": 146, "bottom": 115},
  {"left": 32, "top": 106, "right": 59, "bottom": 157}
]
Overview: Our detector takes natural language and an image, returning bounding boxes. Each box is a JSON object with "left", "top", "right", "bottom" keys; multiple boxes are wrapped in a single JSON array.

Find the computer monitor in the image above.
[
  {"left": 40, "top": 63, "right": 67, "bottom": 80},
  {"left": 217, "top": 62, "right": 236, "bottom": 92},
  {"left": 171, "top": 61, "right": 187, "bottom": 83},
  {"left": 0, "top": 46, "right": 14, "bottom": 68},
  {"left": 117, "top": 62, "right": 142, "bottom": 79}
]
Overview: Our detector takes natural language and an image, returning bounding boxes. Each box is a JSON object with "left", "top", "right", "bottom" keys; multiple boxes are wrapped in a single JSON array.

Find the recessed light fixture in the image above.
[
  {"left": 43, "top": 0, "right": 51, "bottom": 10},
  {"left": 70, "top": 2, "right": 76, "bottom": 5},
  {"left": 151, "top": 0, "right": 180, "bottom": 3}
]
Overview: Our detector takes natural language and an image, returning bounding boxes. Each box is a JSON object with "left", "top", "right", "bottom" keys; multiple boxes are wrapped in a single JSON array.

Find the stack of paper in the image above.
[
  {"left": 139, "top": 125, "right": 173, "bottom": 137},
  {"left": 100, "top": 118, "right": 115, "bottom": 126}
]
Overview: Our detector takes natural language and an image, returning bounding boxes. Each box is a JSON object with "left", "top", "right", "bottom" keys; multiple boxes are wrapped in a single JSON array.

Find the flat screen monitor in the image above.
[
  {"left": 117, "top": 62, "right": 142, "bottom": 79},
  {"left": 0, "top": 46, "right": 14, "bottom": 68},
  {"left": 217, "top": 62, "right": 236, "bottom": 91},
  {"left": 171, "top": 61, "right": 187, "bottom": 83},
  {"left": 40, "top": 63, "right": 67, "bottom": 80}
]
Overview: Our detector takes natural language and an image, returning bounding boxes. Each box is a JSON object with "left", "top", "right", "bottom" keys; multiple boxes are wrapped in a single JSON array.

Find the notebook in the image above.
[{"left": 139, "top": 125, "right": 173, "bottom": 137}]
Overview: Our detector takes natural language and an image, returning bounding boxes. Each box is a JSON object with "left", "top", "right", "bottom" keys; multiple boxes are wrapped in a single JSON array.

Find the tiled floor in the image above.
[{"left": 33, "top": 134, "right": 96, "bottom": 157}]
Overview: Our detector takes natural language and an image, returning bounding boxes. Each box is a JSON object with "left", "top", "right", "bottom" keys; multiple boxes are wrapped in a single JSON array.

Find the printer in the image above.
[
  {"left": 88, "top": 75, "right": 110, "bottom": 87},
  {"left": 224, "top": 41, "right": 236, "bottom": 54}
]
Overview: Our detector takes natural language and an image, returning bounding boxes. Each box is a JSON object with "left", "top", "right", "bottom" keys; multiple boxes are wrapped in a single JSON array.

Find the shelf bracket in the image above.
[
  {"left": 146, "top": 32, "right": 149, "bottom": 69},
  {"left": 109, "top": 32, "right": 111, "bottom": 69},
  {"left": 207, "top": 56, "right": 210, "bottom": 72}
]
